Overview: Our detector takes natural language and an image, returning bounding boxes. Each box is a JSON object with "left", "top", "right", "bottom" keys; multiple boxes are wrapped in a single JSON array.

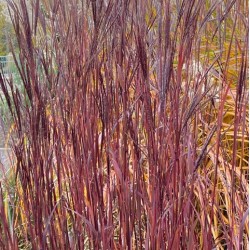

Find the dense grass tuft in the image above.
[{"left": 0, "top": 0, "right": 248, "bottom": 249}]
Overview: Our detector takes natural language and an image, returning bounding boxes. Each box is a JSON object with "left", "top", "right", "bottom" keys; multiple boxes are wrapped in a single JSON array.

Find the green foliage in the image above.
[{"left": 0, "top": 3, "right": 15, "bottom": 56}]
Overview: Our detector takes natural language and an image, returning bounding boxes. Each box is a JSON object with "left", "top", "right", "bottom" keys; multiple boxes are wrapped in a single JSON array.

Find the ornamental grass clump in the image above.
[{"left": 0, "top": 0, "right": 248, "bottom": 249}]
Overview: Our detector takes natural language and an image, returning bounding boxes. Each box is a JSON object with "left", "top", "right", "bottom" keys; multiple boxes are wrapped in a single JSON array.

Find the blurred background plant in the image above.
[{"left": 0, "top": 2, "right": 17, "bottom": 56}]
